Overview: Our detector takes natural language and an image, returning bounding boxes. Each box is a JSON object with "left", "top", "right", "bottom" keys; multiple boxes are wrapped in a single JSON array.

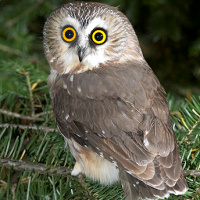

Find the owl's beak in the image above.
[{"left": 77, "top": 46, "right": 86, "bottom": 62}]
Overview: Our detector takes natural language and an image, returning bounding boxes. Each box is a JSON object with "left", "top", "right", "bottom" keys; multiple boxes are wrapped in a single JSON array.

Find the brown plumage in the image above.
[{"left": 44, "top": 1, "right": 188, "bottom": 199}]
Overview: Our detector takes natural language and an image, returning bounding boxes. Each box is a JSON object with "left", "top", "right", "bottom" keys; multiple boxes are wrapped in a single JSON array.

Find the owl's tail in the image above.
[
  {"left": 119, "top": 169, "right": 140, "bottom": 200},
  {"left": 119, "top": 169, "right": 187, "bottom": 200}
]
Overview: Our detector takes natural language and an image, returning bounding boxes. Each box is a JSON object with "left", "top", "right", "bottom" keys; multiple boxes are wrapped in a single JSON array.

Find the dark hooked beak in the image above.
[{"left": 77, "top": 46, "right": 86, "bottom": 62}]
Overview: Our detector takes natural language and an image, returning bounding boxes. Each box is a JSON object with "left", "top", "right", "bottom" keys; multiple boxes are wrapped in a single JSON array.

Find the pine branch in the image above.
[
  {"left": 35, "top": 110, "right": 53, "bottom": 118},
  {"left": 0, "top": 123, "right": 57, "bottom": 133},
  {"left": 0, "top": 44, "right": 40, "bottom": 63},
  {"left": 183, "top": 170, "right": 200, "bottom": 177},
  {"left": 188, "top": 108, "right": 200, "bottom": 135},
  {"left": 0, "top": 44, "right": 24, "bottom": 56},
  {"left": 0, "top": 158, "right": 71, "bottom": 177},
  {"left": 24, "top": 72, "right": 35, "bottom": 117},
  {"left": 78, "top": 175, "right": 97, "bottom": 200},
  {"left": 0, "top": 109, "right": 44, "bottom": 121},
  {"left": 180, "top": 100, "right": 200, "bottom": 143},
  {"left": 1, "top": 157, "right": 200, "bottom": 180}
]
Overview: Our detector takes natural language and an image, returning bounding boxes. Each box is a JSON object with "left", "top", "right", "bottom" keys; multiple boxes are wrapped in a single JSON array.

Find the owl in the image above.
[{"left": 43, "top": 2, "right": 188, "bottom": 199}]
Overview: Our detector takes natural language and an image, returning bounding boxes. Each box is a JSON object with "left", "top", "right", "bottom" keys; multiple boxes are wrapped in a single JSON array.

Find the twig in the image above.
[
  {"left": 0, "top": 158, "right": 71, "bottom": 177},
  {"left": 0, "top": 43, "right": 39, "bottom": 63},
  {"left": 0, "top": 44, "right": 24, "bottom": 56},
  {"left": 35, "top": 110, "right": 53, "bottom": 118},
  {"left": 192, "top": 187, "right": 200, "bottom": 200},
  {"left": 1, "top": 157, "right": 200, "bottom": 180},
  {"left": 78, "top": 174, "right": 96, "bottom": 200},
  {"left": 183, "top": 170, "right": 200, "bottom": 177},
  {"left": 0, "top": 109, "right": 44, "bottom": 121},
  {"left": 187, "top": 109, "right": 200, "bottom": 135},
  {"left": 0, "top": 123, "right": 57, "bottom": 133},
  {"left": 0, "top": 180, "right": 7, "bottom": 185},
  {"left": 178, "top": 140, "right": 195, "bottom": 144},
  {"left": 181, "top": 108, "right": 200, "bottom": 143},
  {"left": 25, "top": 72, "right": 35, "bottom": 117}
]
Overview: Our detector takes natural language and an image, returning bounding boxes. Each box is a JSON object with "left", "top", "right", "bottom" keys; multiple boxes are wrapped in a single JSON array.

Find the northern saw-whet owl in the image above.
[{"left": 43, "top": 2, "right": 188, "bottom": 199}]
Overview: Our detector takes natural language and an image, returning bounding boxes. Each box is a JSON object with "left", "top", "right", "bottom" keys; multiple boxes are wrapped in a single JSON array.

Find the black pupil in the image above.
[
  {"left": 95, "top": 32, "right": 103, "bottom": 41},
  {"left": 65, "top": 30, "right": 74, "bottom": 39}
]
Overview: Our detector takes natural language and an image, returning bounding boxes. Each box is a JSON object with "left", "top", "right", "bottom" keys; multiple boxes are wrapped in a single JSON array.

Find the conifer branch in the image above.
[
  {"left": 35, "top": 110, "right": 53, "bottom": 118},
  {"left": 25, "top": 72, "right": 35, "bottom": 117},
  {"left": 0, "top": 44, "right": 24, "bottom": 56},
  {"left": 0, "top": 123, "right": 57, "bottom": 133},
  {"left": 0, "top": 158, "right": 71, "bottom": 177},
  {"left": 1, "top": 157, "right": 200, "bottom": 180},
  {"left": 78, "top": 175, "right": 96, "bottom": 199},
  {"left": 183, "top": 170, "right": 200, "bottom": 177},
  {"left": 0, "top": 109, "right": 44, "bottom": 121},
  {"left": 188, "top": 108, "right": 200, "bottom": 135},
  {"left": 181, "top": 107, "right": 200, "bottom": 143},
  {"left": 0, "top": 44, "right": 39, "bottom": 62}
]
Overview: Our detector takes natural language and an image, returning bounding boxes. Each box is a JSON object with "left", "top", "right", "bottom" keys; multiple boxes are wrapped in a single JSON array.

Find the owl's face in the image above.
[{"left": 43, "top": 2, "right": 143, "bottom": 74}]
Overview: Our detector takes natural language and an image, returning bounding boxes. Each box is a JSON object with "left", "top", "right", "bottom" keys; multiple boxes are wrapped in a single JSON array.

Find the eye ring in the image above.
[
  {"left": 62, "top": 26, "right": 77, "bottom": 42},
  {"left": 91, "top": 29, "right": 107, "bottom": 45}
]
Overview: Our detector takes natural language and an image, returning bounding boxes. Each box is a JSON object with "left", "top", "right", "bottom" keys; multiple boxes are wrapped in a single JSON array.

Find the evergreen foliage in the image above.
[{"left": 0, "top": 0, "right": 200, "bottom": 199}]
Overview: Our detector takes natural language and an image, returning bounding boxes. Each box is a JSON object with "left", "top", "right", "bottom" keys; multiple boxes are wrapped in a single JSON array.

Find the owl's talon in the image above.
[{"left": 71, "top": 162, "right": 82, "bottom": 176}]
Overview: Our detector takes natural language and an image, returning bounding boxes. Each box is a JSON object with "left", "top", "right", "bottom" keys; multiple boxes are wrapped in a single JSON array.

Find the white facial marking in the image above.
[
  {"left": 85, "top": 17, "right": 107, "bottom": 35},
  {"left": 65, "top": 115, "right": 69, "bottom": 120},
  {"left": 63, "top": 17, "right": 81, "bottom": 32},
  {"left": 84, "top": 46, "right": 110, "bottom": 68},
  {"left": 59, "top": 17, "right": 112, "bottom": 74}
]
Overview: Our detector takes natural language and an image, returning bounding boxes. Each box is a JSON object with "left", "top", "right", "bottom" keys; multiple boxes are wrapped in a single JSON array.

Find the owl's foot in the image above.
[{"left": 71, "top": 161, "right": 82, "bottom": 176}]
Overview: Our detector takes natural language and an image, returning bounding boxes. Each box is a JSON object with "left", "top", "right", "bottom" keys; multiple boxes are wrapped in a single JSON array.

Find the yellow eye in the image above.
[
  {"left": 91, "top": 29, "right": 107, "bottom": 45},
  {"left": 62, "top": 26, "right": 76, "bottom": 42}
]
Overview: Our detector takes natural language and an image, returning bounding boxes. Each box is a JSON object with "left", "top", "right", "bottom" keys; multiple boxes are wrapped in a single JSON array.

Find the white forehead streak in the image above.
[
  {"left": 85, "top": 17, "right": 107, "bottom": 35},
  {"left": 63, "top": 17, "right": 81, "bottom": 31}
]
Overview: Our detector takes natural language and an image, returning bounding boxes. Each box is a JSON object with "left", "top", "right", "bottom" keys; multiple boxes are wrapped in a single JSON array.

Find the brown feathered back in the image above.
[{"left": 49, "top": 60, "right": 188, "bottom": 199}]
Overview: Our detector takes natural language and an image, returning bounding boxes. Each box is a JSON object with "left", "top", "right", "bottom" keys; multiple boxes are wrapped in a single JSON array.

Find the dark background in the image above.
[{"left": 0, "top": 0, "right": 200, "bottom": 96}]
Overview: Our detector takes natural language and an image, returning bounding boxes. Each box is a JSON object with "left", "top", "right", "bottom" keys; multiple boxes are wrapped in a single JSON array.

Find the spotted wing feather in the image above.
[{"left": 50, "top": 60, "right": 187, "bottom": 199}]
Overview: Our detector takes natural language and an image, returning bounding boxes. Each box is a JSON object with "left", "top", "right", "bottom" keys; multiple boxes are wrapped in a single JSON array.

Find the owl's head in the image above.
[{"left": 43, "top": 1, "right": 144, "bottom": 74}]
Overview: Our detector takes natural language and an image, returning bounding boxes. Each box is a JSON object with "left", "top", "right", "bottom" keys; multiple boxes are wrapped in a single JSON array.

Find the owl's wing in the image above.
[{"left": 52, "top": 61, "right": 187, "bottom": 197}]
